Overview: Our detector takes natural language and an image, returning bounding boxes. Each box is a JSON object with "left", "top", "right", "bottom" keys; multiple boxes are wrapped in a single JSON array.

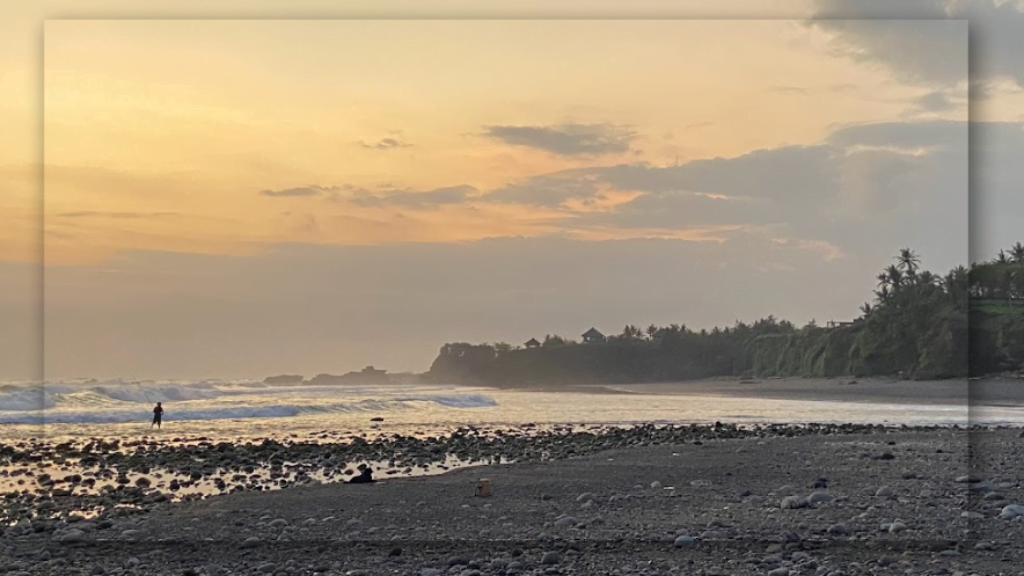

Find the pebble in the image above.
[
  {"left": 673, "top": 535, "right": 695, "bottom": 548},
  {"left": 541, "top": 551, "right": 561, "bottom": 565},
  {"left": 61, "top": 529, "right": 85, "bottom": 544},
  {"left": 780, "top": 496, "right": 808, "bottom": 509},
  {"left": 807, "top": 491, "right": 834, "bottom": 504},
  {"left": 448, "top": 555, "right": 470, "bottom": 567},
  {"left": 4, "top": 426, "right": 1013, "bottom": 576},
  {"left": 826, "top": 523, "right": 850, "bottom": 536},
  {"left": 999, "top": 504, "right": 1024, "bottom": 519}
]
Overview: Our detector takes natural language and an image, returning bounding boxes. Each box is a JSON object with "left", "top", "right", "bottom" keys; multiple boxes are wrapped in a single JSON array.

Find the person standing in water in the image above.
[{"left": 151, "top": 402, "right": 164, "bottom": 429}]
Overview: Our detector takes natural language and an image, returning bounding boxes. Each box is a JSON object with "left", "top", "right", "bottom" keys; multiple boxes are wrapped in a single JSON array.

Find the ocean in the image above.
[{"left": 1, "top": 378, "right": 1020, "bottom": 444}]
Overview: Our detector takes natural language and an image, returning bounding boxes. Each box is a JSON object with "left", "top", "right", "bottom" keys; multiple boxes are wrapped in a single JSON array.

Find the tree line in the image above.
[
  {"left": 969, "top": 242, "right": 1024, "bottom": 374},
  {"left": 425, "top": 245, "right": 1024, "bottom": 385}
]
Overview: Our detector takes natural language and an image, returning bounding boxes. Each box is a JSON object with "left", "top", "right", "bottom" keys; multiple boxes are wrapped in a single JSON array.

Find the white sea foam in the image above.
[{"left": 0, "top": 379, "right": 500, "bottom": 424}]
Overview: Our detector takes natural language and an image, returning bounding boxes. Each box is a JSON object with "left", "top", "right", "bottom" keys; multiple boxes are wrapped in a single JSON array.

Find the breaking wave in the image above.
[{"left": 0, "top": 380, "right": 498, "bottom": 424}]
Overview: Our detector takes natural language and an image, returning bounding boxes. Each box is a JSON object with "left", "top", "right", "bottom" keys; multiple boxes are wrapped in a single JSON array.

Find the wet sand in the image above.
[{"left": 586, "top": 377, "right": 1024, "bottom": 407}]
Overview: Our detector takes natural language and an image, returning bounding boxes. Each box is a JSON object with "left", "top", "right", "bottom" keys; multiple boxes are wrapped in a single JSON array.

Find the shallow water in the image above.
[{"left": 1, "top": 378, "right": 1020, "bottom": 444}]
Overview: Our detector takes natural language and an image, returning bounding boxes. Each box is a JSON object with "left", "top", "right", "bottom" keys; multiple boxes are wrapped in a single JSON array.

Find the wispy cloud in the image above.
[
  {"left": 259, "top": 185, "right": 348, "bottom": 198},
  {"left": 56, "top": 211, "right": 181, "bottom": 219},
  {"left": 829, "top": 83, "right": 859, "bottom": 93},
  {"left": 481, "top": 123, "right": 636, "bottom": 156},
  {"left": 681, "top": 121, "right": 715, "bottom": 132},
  {"left": 349, "top": 185, "right": 478, "bottom": 209},
  {"left": 357, "top": 137, "right": 413, "bottom": 150},
  {"left": 771, "top": 85, "right": 810, "bottom": 95}
]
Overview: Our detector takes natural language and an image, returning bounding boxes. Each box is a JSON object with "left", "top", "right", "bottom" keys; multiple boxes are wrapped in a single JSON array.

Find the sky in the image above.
[{"left": 1, "top": 0, "right": 1022, "bottom": 380}]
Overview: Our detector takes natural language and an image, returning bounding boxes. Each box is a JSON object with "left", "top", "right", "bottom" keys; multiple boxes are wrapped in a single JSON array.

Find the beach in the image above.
[
  {"left": 2, "top": 378, "right": 1023, "bottom": 575},
  {"left": 595, "top": 377, "right": 1021, "bottom": 406},
  {"left": 1, "top": 425, "right": 1023, "bottom": 576}
]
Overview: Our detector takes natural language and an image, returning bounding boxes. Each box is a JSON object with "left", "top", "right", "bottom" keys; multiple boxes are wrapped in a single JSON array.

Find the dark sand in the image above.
[{"left": 6, "top": 427, "right": 1023, "bottom": 576}]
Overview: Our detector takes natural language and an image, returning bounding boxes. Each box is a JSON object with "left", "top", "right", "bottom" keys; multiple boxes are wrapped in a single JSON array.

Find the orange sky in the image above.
[
  {"left": 8, "top": 2, "right": 1023, "bottom": 379},
  {"left": 32, "top": 19, "right": 960, "bottom": 265}
]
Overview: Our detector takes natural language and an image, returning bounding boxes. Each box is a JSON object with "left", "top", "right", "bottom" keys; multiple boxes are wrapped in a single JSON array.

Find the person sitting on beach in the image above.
[
  {"left": 151, "top": 402, "right": 164, "bottom": 429},
  {"left": 348, "top": 466, "right": 374, "bottom": 484}
]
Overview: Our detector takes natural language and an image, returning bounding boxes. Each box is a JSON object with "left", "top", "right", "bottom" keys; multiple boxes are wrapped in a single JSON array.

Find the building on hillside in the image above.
[
  {"left": 826, "top": 320, "right": 862, "bottom": 329},
  {"left": 524, "top": 338, "right": 541, "bottom": 348},
  {"left": 582, "top": 327, "right": 605, "bottom": 343}
]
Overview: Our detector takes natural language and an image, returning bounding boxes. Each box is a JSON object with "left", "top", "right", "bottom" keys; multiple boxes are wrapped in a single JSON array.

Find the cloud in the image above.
[
  {"left": 581, "top": 191, "right": 776, "bottom": 230},
  {"left": 954, "top": 0, "right": 1024, "bottom": 88},
  {"left": 260, "top": 186, "right": 332, "bottom": 197},
  {"left": 250, "top": 119, "right": 979, "bottom": 277},
  {"left": 56, "top": 211, "right": 181, "bottom": 219},
  {"left": 971, "top": 121, "right": 1024, "bottom": 258},
  {"left": 808, "top": 0, "right": 1023, "bottom": 89},
  {"left": 483, "top": 171, "right": 604, "bottom": 207},
  {"left": 596, "top": 145, "right": 840, "bottom": 209},
  {"left": 836, "top": 149, "right": 921, "bottom": 213},
  {"left": 358, "top": 137, "right": 412, "bottom": 150},
  {"left": 481, "top": 123, "right": 636, "bottom": 156},
  {"left": 826, "top": 119, "right": 966, "bottom": 149},
  {"left": 897, "top": 89, "right": 965, "bottom": 118},
  {"left": 349, "top": 185, "right": 478, "bottom": 209},
  {"left": 516, "top": 120, "right": 968, "bottom": 271},
  {"left": 770, "top": 85, "right": 810, "bottom": 95},
  {"left": 829, "top": 83, "right": 860, "bottom": 93},
  {"left": 682, "top": 121, "right": 715, "bottom": 131}
]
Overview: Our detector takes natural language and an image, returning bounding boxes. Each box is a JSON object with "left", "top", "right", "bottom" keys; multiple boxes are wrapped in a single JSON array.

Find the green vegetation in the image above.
[
  {"left": 969, "top": 242, "right": 1024, "bottom": 374},
  {"left": 425, "top": 246, "right": 1024, "bottom": 385}
]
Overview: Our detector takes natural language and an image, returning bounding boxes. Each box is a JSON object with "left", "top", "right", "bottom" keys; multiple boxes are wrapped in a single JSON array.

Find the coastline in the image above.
[{"left": 478, "top": 376, "right": 1024, "bottom": 407}]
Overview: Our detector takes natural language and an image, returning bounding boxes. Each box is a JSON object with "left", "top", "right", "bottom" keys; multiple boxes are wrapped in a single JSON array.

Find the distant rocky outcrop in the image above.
[
  {"left": 263, "top": 374, "right": 304, "bottom": 385},
  {"left": 308, "top": 366, "right": 390, "bottom": 386}
]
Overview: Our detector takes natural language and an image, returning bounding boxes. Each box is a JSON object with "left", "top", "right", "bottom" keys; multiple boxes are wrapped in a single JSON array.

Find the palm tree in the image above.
[
  {"left": 859, "top": 302, "right": 873, "bottom": 316},
  {"left": 896, "top": 248, "right": 921, "bottom": 279},
  {"left": 944, "top": 265, "right": 970, "bottom": 308},
  {"left": 885, "top": 264, "right": 905, "bottom": 290},
  {"left": 620, "top": 324, "right": 643, "bottom": 341},
  {"left": 1010, "top": 242, "right": 1024, "bottom": 264},
  {"left": 874, "top": 285, "right": 891, "bottom": 303},
  {"left": 877, "top": 271, "right": 890, "bottom": 288}
]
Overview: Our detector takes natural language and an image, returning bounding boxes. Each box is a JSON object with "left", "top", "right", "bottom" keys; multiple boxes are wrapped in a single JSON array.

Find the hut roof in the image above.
[
  {"left": 582, "top": 327, "right": 604, "bottom": 338},
  {"left": 524, "top": 337, "right": 541, "bottom": 346}
]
